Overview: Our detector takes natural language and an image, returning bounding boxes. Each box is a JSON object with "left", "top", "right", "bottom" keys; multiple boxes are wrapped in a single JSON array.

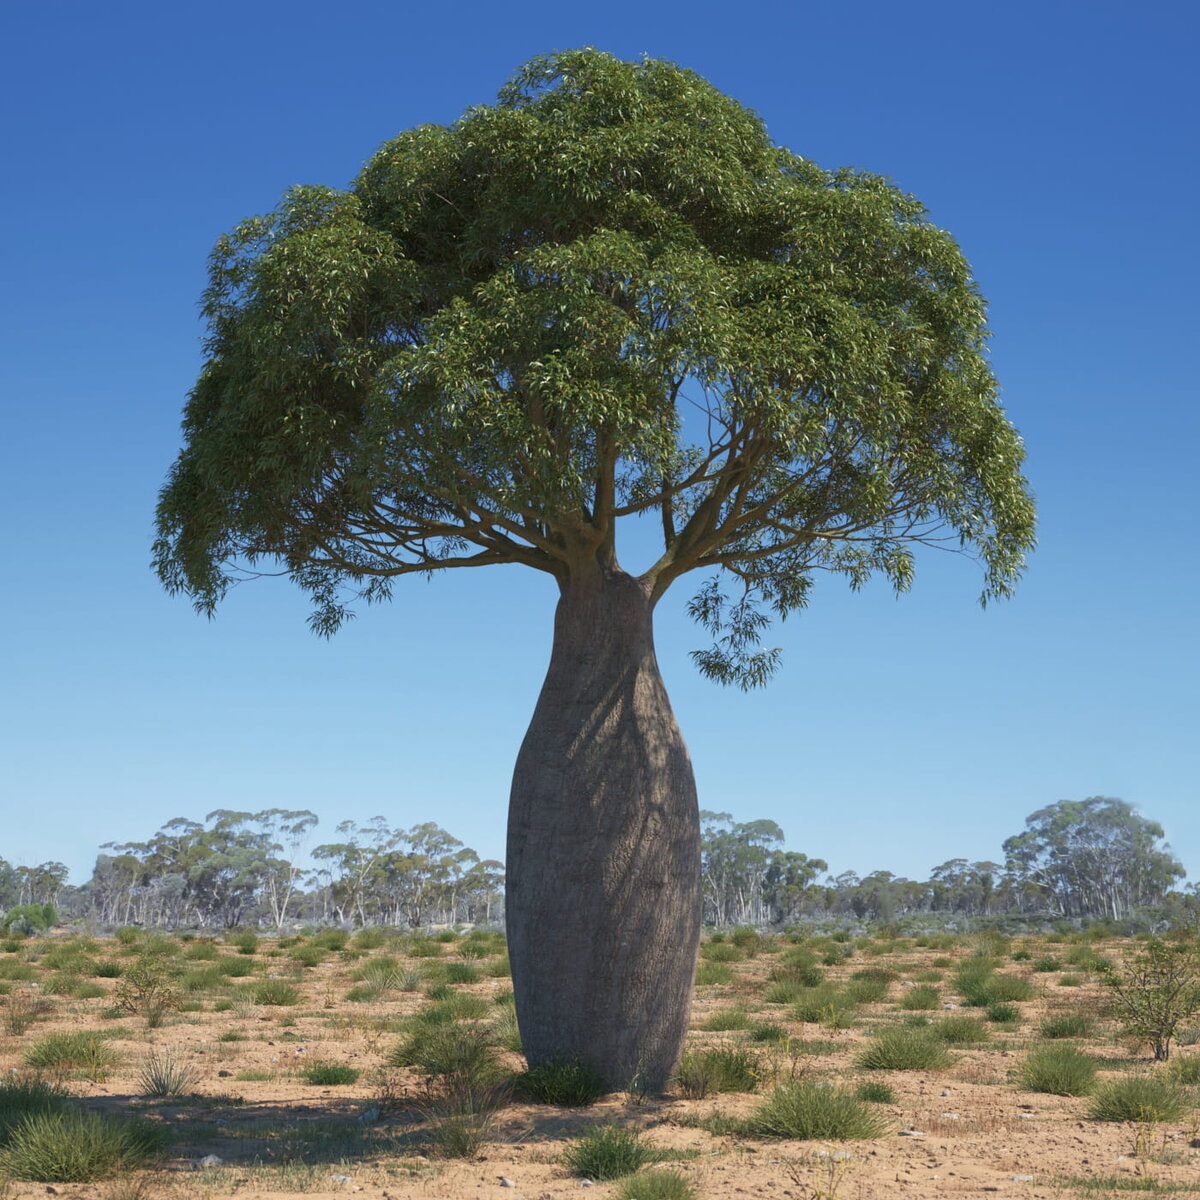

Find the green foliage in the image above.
[
  {"left": 614, "top": 1168, "right": 697, "bottom": 1200},
  {"left": 747, "top": 1021, "right": 787, "bottom": 1043},
  {"left": 417, "top": 1071, "right": 509, "bottom": 1158},
  {"left": 700, "top": 942, "right": 741, "bottom": 963},
  {"left": 1088, "top": 1074, "right": 1192, "bottom": 1122},
  {"left": 1016, "top": 1044, "right": 1097, "bottom": 1096},
  {"left": 746, "top": 1081, "right": 890, "bottom": 1139},
  {"left": 1, "top": 903, "right": 56, "bottom": 935},
  {"left": 931, "top": 1015, "right": 989, "bottom": 1044},
  {"left": 155, "top": 48, "right": 1033, "bottom": 686},
  {"left": 444, "top": 961, "right": 480, "bottom": 984},
  {"left": 24, "top": 1032, "right": 120, "bottom": 1078},
  {"left": 790, "top": 986, "right": 856, "bottom": 1024},
  {"left": 1102, "top": 939, "right": 1200, "bottom": 1061},
  {"left": 515, "top": 1058, "right": 608, "bottom": 1107},
  {"left": 301, "top": 1061, "right": 361, "bottom": 1085},
  {"left": 985, "top": 1002, "right": 1021, "bottom": 1024},
  {"left": 230, "top": 930, "right": 259, "bottom": 954},
  {"left": 138, "top": 1049, "right": 201, "bottom": 1098},
  {"left": 674, "top": 1047, "right": 760, "bottom": 1098},
  {"left": 1040, "top": 1012, "right": 1094, "bottom": 1039},
  {"left": 563, "top": 1125, "right": 652, "bottom": 1180},
  {"left": 854, "top": 1080, "right": 897, "bottom": 1104},
  {"left": 899, "top": 984, "right": 941, "bottom": 1010},
  {"left": 390, "top": 1025, "right": 505, "bottom": 1083},
  {"left": 856, "top": 1028, "right": 953, "bottom": 1071},
  {"left": 694, "top": 962, "right": 733, "bottom": 986},
  {"left": 0, "top": 1078, "right": 70, "bottom": 1144},
  {"left": 113, "top": 960, "right": 181, "bottom": 1026},
  {"left": 699, "top": 1007, "right": 749, "bottom": 1031},
  {"left": 246, "top": 980, "right": 301, "bottom": 1006},
  {"left": 1165, "top": 1054, "right": 1200, "bottom": 1085},
  {"left": 0, "top": 1110, "right": 168, "bottom": 1180}
]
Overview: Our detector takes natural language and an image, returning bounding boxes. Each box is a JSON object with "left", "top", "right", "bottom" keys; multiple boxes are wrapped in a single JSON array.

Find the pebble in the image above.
[
  {"left": 197, "top": 1154, "right": 224, "bottom": 1167},
  {"left": 939, "top": 1113, "right": 960, "bottom": 1120},
  {"left": 898, "top": 1130, "right": 925, "bottom": 1137},
  {"left": 1011, "top": 1175, "right": 1034, "bottom": 1182},
  {"left": 499, "top": 1179, "right": 516, "bottom": 1189},
  {"left": 941, "top": 1089, "right": 951, "bottom": 1096},
  {"left": 357, "top": 1106, "right": 380, "bottom": 1123},
  {"left": 329, "top": 1175, "right": 353, "bottom": 1185}
]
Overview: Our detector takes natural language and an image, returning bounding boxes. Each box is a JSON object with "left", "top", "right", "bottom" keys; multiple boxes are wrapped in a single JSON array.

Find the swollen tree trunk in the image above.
[{"left": 507, "top": 566, "right": 701, "bottom": 1092}]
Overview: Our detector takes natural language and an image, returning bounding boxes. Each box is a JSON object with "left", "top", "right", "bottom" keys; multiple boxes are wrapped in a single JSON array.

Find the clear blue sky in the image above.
[{"left": 2, "top": 0, "right": 1196, "bottom": 888}]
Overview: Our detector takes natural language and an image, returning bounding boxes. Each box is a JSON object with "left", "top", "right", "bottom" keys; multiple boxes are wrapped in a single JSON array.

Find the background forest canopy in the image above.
[{"left": 2, "top": 796, "right": 1193, "bottom": 934}]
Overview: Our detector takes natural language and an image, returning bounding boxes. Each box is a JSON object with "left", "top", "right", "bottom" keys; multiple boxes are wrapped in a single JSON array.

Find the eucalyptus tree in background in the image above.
[{"left": 154, "top": 50, "right": 1036, "bottom": 1087}]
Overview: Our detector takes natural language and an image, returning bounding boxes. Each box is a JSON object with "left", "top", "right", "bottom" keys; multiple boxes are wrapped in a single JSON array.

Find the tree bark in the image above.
[{"left": 506, "top": 565, "right": 701, "bottom": 1092}]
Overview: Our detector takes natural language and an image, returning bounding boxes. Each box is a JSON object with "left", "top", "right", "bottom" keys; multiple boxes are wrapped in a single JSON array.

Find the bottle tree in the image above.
[{"left": 155, "top": 50, "right": 1035, "bottom": 1088}]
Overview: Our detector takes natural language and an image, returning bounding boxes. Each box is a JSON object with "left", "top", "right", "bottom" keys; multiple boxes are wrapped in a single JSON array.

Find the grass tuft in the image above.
[
  {"left": 563, "top": 1124, "right": 653, "bottom": 1180},
  {"left": 0, "top": 1110, "right": 169, "bottom": 1181},
  {"left": 1088, "top": 1074, "right": 1191, "bottom": 1122},
  {"left": 1016, "top": 1044, "right": 1097, "bottom": 1096},
  {"left": 746, "top": 1081, "right": 890, "bottom": 1140},
  {"left": 515, "top": 1057, "right": 608, "bottom": 1107},
  {"left": 856, "top": 1028, "right": 953, "bottom": 1071}
]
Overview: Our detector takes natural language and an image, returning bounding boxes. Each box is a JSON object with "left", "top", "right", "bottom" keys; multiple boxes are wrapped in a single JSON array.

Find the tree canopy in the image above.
[{"left": 155, "top": 49, "right": 1034, "bottom": 686}]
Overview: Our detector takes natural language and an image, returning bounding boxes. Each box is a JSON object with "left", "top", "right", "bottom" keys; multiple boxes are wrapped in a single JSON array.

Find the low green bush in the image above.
[
  {"left": 694, "top": 962, "right": 733, "bottom": 986},
  {"left": 745, "top": 1081, "right": 889, "bottom": 1139},
  {"left": 931, "top": 1015, "right": 989, "bottom": 1044},
  {"left": 856, "top": 1028, "right": 953, "bottom": 1071},
  {"left": 854, "top": 1080, "right": 896, "bottom": 1104},
  {"left": 614, "top": 1168, "right": 697, "bottom": 1200},
  {"left": 674, "top": 1047, "right": 759, "bottom": 1099},
  {"left": 515, "top": 1057, "right": 607, "bottom": 1106},
  {"left": 898, "top": 984, "right": 940, "bottom": 1010},
  {"left": 563, "top": 1125, "right": 652, "bottom": 1180},
  {"left": 246, "top": 980, "right": 301, "bottom": 1006},
  {"left": 389, "top": 1025, "right": 505, "bottom": 1083},
  {"left": 301, "top": 1062, "right": 361, "bottom": 1086},
  {"left": 1039, "top": 1012, "right": 1093, "bottom": 1039},
  {"left": 1088, "top": 1074, "right": 1191, "bottom": 1122},
  {"left": 0, "top": 1078, "right": 70, "bottom": 1143},
  {"left": 23, "top": 1032, "right": 119, "bottom": 1078},
  {"left": 0, "top": 1110, "right": 169, "bottom": 1181},
  {"left": 700, "top": 1008, "right": 749, "bottom": 1032},
  {"left": 1016, "top": 1045, "right": 1096, "bottom": 1096}
]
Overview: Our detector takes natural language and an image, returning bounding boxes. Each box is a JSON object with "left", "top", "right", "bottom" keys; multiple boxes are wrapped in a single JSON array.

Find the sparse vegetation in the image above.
[
  {"left": 746, "top": 1080, "right": 890, "bottom": 1139},
  {"left": 1017, "top": 1044, "right": 1097, "bottom": 1096}
]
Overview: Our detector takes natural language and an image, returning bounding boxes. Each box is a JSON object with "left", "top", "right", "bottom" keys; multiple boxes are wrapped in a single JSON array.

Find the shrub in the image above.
[
  {"left": 301, "top": 1061, "right": 361, "bottom": 1086},
  {"left": 854, "top": 1080, "right": 896, "bottom": 1104},
  {"left": 1032, "top": 956, "right": 1061, "bottom": 972},
  {"left": 137, "top": 1049, "right": 201, "bottom": 1098},
  {"left": 229, "top": 930, "right": 259, "bottom": 955},
  {"left": 747, "top": 1021, "right": 787, "bottom": 1043},
  {"left": 1040, "top": 1012, "right": 1093, "bottom": 1039},
  {"left": 694, "top": 962, "right": 733, "bottom": 986},
  {"left": 390, "top": 1025, "right": 505, "bottom": 1083},
  {"left": 563, "top": 1125, "right": 652, "bottom": 1180},
  {"left": 1089, "top": 1074, "right": 1191, "bottom": 1122},
  {"left": 24, "top": 1032, "right": 120, "bottom": 1078},
  {"left": 0, "top": 1078, "right": 70, "bottom": 1143},
  {"left": 1103, "top": 940, "right": 1200, "bottom": 1061},
  {"left": 113, "top": 961, "right": 180, "bottom": 1026},
  {"left": 247, "top": 980, "right": 301, "bottom": 1006},
  {"left": 770, "top": 962, "right": 824, "bottom": 988},
  {"left": 1166, "top": 1055, "right": 1200, "bottom": 1086},
  {"left": 4, "top": 988, "right": 54, "bottom": 1035},
  {"left": 700, "top": 1007, "right": 749, "bottom": 1031},
  {"left": 415, "top": 994, "right": 490, "bottom": 1023},
  {"left": 289, "top": 944, "right": 326, "bottom": 968},
  {"left": 492, "top": 1006, "right": 523, "bottom": 1052},
  {"left": 856, "top": 1028, "right": 953, "bottom": 1071},
  {"left": 0, "top": 1111, "right": 169, "bottom": 1181},
  {"left": 674, "top": 1047, "right": 759, "bottom": 1099},
  {"left": 931, "top": 1015, "right": 989, "bottom": 1044},
  {"left": 844, "top": 975, "right": 890, "bottom": 1003},
  {"left": 312, "top": 929, "right": 350, "bottom": 950},
  {"left": 444, "top": 962, "right": 480, "bottom": 984},
  {"left": 515, "top": 1057, "right": 607, "bottom": 1106},
  {"left": 899, "top": 984, "right": 940, "bottom": 1010},
  {"left": 746, "top": 1081, "right": 889, "bottom": 1139},
  {"left": 1017, "top": 1045, "right": 1097, "bottom": 1096},
  {"left": 615, "top": 1169, "right": 697, "bottom": 1200},
  {"left": 790, "top": 986, "right": 855, "bottom": 1025},
  {"left": 985, "top": 1002, "right": 1020, "bottom": 1024},
  {"left": 700, "top": 942, "right": 741, "bottom": 963},
  {"left": 986, "top": 974, "right": 1034, "bottom": 1003},
  {"left": 417, "top": 1071, "right": 509, "bottom": 1157}
]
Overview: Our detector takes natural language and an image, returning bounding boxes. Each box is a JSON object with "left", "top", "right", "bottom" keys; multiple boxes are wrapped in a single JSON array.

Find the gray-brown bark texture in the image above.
[{"left": 506, "top": 567, "right": 701, "bottom": 1091}]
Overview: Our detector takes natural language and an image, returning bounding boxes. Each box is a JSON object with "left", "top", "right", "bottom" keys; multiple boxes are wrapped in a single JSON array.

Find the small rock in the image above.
[
  {"left": 197, "top": 1154, "right": 225, "bottom": 1167},
  {"left": 357, "top": 1106, "right": 380, "bottom": 1123},
  {"left": 580, "top": 1180, "right": 595, "bottom": 1188},
  {"left": 1016, "top": 1112, "right": 1035, "bottom": 1119},
  {"left": 940, "top": 1088, "right": 951, "bottom": 1096},
  {"left": 942, "top": 1002, "right": 958, "bottom": 1009},
  {"left": 329, "top": 1174, "right": 353, "bottom": 1184},
  {"left": 1011, "top": 1175, "right": 1034, "bottom": 1182},
  {"left": 939, "top": 1113, "right": 960, "bottom": 1120},
  {"left": 217, "top": 1069, "right": 232, "bottom": 1077},
  {"left": 499, "top": 1180, "right": 516, "bottom": 1189},
  {"left": 898, "top": 1129, "right": 925, "bottom": 1137}
]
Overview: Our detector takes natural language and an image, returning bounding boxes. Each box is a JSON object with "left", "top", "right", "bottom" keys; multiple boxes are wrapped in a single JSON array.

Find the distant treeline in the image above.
[{"left": 2, "top": 796, "right": 1194, "bottom": 933}]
